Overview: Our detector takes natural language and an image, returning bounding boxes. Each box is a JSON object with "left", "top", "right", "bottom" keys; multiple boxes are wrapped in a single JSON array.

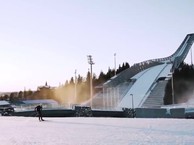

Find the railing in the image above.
[
  {"left": 13, "top": 104, "right": 71, "bottom": 112},
  {"left": 104, "top": 61, "right": 163, "bottom": 88}
]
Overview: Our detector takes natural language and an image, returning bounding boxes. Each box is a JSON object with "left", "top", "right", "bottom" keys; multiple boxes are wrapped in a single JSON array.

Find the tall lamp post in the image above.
[
  {"left": 191, "top": 47, "right": 193, "bottom": 65},
  {"left": 74, "top": 69, "right": 77, "bottom": 103},
  {"left": 87, "top": 55, "right": 95, "bottom": 108},
  {"left": 170, "top": 59, "right": 175, "bottom": 105},
  {"left": 114, "top": 53, "right": 116, "bottom": 76},
  {"left": 171, "top": 71, "right": 175, "bottom": 105}
]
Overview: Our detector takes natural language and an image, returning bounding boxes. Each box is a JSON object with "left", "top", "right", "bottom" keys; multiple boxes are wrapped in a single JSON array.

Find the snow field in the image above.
[{"left": 0, "top": 117, "right": 194, "bottom": 145}]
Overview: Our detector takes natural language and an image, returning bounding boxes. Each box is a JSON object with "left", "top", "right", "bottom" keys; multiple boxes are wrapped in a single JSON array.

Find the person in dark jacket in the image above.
[{"left": 35, "top": 104, "right": 44, "bottom": 121}]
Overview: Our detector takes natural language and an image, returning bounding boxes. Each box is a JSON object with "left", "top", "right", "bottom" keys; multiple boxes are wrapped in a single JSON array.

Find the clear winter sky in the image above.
[{"left": 0, "top": 0, "right": 194, "bottom": 92}]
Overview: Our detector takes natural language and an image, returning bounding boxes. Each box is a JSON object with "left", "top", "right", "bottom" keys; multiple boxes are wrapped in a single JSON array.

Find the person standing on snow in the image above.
[{"left": 35, "top": 104, "right": 44, "bottom": 121}]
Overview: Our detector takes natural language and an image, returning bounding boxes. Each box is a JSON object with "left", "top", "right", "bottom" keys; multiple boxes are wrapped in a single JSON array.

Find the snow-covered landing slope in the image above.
[{"left": 0, "top": 117, "right": 194, "bottom": 145}]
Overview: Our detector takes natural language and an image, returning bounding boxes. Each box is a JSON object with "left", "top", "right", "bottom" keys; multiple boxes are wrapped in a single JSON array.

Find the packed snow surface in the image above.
[{"left": 0, "top": 117, "right": 194, "bottom": 145}]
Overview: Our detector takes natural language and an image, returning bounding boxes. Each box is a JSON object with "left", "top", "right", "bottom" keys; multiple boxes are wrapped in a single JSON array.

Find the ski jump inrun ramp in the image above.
[{"left": 101, "top": 33, "right": 194, "bottom": 109}]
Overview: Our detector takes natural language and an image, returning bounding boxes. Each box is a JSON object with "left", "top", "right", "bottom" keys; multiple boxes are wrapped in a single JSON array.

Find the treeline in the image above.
[
  {"left": 1, "top": 61, "right": 194, "bottom": 106},
  {"left": 0, "top": 62, "right": 130, "bottom": 105},
  {"left": 164, "top": 62, "right": 194, "bottom": 105}
]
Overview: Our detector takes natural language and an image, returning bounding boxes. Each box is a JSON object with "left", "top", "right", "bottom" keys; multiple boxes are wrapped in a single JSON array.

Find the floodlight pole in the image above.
[
  {"left": 87, "top": 55, "right": 95, "bottom": 108},
  {"left": 74, "top": 69, "right": 77, "bottom": 102}
]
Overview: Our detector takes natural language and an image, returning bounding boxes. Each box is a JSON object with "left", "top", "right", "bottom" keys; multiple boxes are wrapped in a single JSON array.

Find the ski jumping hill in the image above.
[{"left": 88, "top": 33, "right": 194, "bottom": 110}]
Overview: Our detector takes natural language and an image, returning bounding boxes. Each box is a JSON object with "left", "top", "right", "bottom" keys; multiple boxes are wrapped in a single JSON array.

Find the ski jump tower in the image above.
[{"left": 90, "top": 33, "right": 194, "bottom": 110}]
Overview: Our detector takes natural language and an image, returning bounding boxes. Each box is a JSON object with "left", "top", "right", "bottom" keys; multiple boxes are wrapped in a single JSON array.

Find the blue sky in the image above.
[{"left": 0, "top": 0, "right": 194, "bottom": 92}]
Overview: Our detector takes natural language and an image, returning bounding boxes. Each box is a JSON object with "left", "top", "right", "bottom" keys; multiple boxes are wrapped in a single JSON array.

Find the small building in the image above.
[
  {"left": 0, "top": 100, "right": 14, "bottom": 115},
  {"left": 0, "top": 100, "right": 11, "bottom": 108},
  {"left": 22, "top": 99, "right": 59, "bottom": 108}
]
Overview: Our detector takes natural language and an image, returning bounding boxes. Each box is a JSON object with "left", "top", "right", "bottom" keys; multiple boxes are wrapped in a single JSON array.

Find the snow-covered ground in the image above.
[{"left": 0, "top": 117, "right": 194, "bottom": 145}]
